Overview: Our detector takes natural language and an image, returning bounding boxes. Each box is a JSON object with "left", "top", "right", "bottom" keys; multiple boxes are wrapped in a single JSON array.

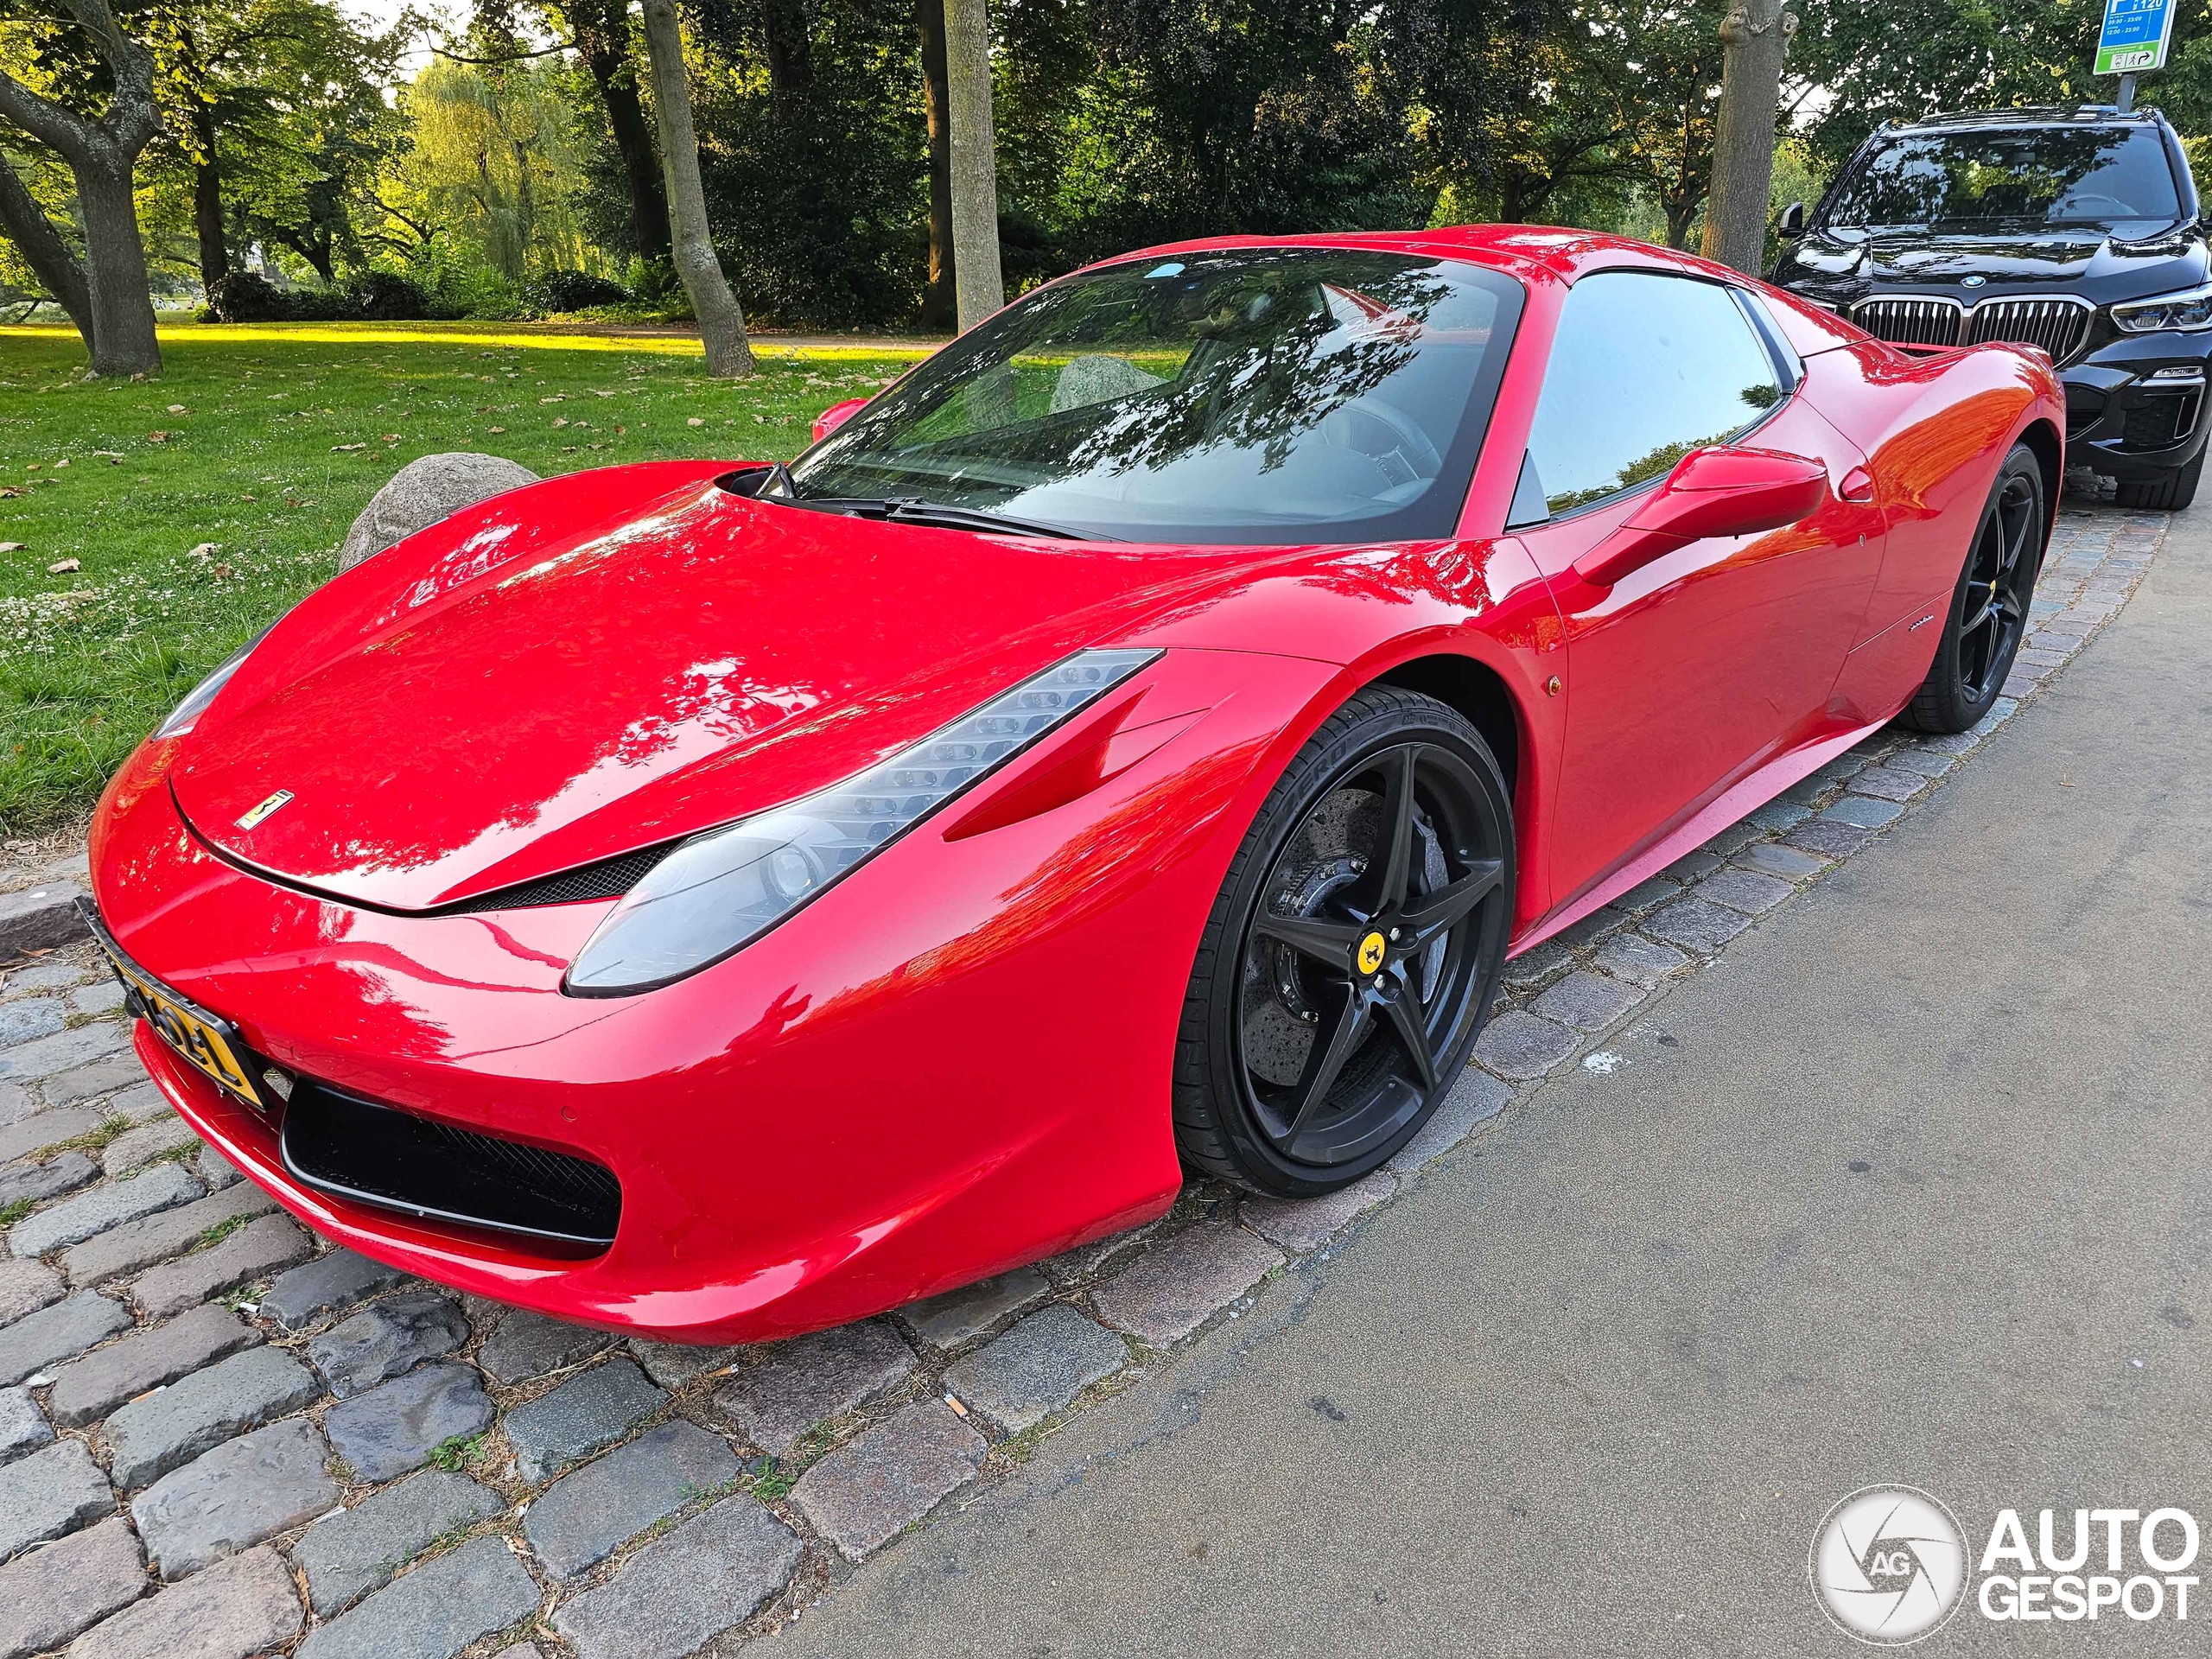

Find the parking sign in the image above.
[{"left": 2097, "top": 0, "right": 2178, "bottom": 74}]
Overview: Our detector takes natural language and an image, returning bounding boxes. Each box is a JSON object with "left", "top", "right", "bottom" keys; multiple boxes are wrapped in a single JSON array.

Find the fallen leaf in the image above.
[
  {"left": 615, "top": 424, "right": 626, "bottom": 435},
  {"left": 188, "top": 543, "right": 218, "bottom": 558},
  {"left": 382, "top": 435, "right": 400, "bottom": 443},
  {"left": 211, "top": 563, "right": 234, "bottom": 579},
  {"left": 0, "top": 541, "right": 22, "bottom": 551},
  {"left": 167, "top": 404, "right": 188, "bottom": 414},
  {"left": 488, "top": 426, "right": 505, "bottom": 434},
  {"left": 241, "top": 493, "right": 256, "bottom": 502},
  {"left": 144, "top": 433, "right": 167, "bottom": 444},
  {"left": 687, "top": 416, "right": 705, "bottom": 428},
  {"left": 552, "top": 416, "right": 569, "bottom": 429},
  {"left": 47, "top": 558, "right": 78, "bottom": 574},
  {"left": 594, "top": 390, "right": 615, "bottom": 397},
  {"left": 0, "top": 488, "right": 16, "bottom": 498},
  {"left": 331, "top": 442, "right": 365, "bottom": 452},
  {"left": 52, "top": 457, "right": 68, "bottom": 468}
]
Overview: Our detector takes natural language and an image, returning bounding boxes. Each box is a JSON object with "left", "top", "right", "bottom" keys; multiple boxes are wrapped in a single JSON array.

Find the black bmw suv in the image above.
[{"left": 1772, "top": 105, "right": 2209, "bottom": 509}]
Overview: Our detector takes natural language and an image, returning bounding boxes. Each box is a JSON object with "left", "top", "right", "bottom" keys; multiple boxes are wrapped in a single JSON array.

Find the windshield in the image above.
[
  {"left": 1824, "top": 126, "right": 2183, "bottom": 232},
  {"left": 787, "top": 248, "right": 1522, "bottom": 544}
]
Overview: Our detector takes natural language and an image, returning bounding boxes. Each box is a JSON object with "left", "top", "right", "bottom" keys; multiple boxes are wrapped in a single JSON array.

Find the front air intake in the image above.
[{"left": 280, "top": 1080, "right": 620, "bottom": 1249}]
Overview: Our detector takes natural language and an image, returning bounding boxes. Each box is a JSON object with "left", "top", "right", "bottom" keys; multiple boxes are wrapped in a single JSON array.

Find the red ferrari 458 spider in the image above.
[{"left": 86, "top": 228, "right": 2062, "bottom": 1344}]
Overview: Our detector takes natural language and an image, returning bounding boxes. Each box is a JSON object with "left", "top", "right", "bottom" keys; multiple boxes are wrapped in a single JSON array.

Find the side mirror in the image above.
[
  {"left": 1777, "top": 201, "right": 1806, "bottom": 239},
  {"left": 1573, "top": 446, "right": 1829, "bottom": 589},
  {"left": 811, "top": 397, "right": 870, "bottom": 443}
]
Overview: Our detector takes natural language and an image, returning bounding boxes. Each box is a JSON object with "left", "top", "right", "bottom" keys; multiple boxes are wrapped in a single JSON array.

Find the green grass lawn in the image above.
[{"left": 0, "top": 322, "right": 930, "bottom": 836}]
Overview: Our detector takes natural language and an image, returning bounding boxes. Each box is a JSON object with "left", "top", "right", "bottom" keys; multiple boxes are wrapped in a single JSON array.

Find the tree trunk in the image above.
[
  {"left": 582, "top": 41, "right": 671, "bottom": 263},
  {"left": 1665, "top": 195, "right": 1700, "bottom": 250},
  {"left": 918, "top": 0, "right": 955, "bottom": 330},
  {"left": 190, "top": 102, "right": 227, "bottom": 296},
  {"left": 761, "top": 0, "right": 813, "bottom": 94},
  {"left": 944, "top": 0, "right": 1001, "bottom": 330},
  {"left": 1700, "top": 0, "right": 1795, "bottom": 276},
  {"left": 639, "top": 0, "right": 753, "bottom": 376},
  {"left": 77, "top": 156, "right": 160, "bottom": 376},
  {"left": 0, "top": 158, "right": 95, "bottom": 346}
]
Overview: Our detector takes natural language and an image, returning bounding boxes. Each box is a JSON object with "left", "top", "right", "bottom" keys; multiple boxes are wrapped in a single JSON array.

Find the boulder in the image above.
[{"left": 335, "top": 454, "right": 540, "bottom": 573}]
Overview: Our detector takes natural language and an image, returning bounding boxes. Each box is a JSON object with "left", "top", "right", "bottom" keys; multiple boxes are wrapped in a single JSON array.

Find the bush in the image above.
[
  {"left": 527, "top": 270, "right": 630, "bottom": 314},
  {"left": 206, "top": 272, "right": 296, "bottom": 323},
  {"left": 204, "top": 270, "right": 430, "bottom": 324},
  {"left": 353, "top": 270, "right": 429, "bottom": 321},
  {"left": 406, "top": 244, "right": 526, "bottom": 321}
]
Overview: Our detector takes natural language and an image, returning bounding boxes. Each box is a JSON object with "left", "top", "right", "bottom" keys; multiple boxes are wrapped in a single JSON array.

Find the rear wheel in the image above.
[
  {"left": 2114, "top": 450, "right": 2203, "bottom": 512},
  {"left": 1898, "top": 443, "right": 2046, "bottom": 735},
  {"left": 1173, "top": 688, "right": 1515, "bottom": 1196}
]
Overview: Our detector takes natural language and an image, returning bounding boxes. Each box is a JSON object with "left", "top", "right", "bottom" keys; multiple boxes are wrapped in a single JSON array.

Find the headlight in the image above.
[
  {"left": 152, "top": 626, "right": 272, "bottom": 740},
  {"left": 564, "top": 648, "right": 1160, "bottom": 995},
  {"left": 2112, "top": 282, "right": 2212, "bottom": 334}
]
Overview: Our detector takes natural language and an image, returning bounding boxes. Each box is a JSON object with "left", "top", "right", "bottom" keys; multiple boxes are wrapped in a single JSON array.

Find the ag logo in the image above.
[{"left": 1810, "top": 1486, "right": 1968, "bottom": 1645}]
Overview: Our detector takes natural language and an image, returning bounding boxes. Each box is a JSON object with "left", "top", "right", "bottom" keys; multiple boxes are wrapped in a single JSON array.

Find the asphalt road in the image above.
[{"left": 769, "top": 506, "right": 2212, "bottom": 1658}]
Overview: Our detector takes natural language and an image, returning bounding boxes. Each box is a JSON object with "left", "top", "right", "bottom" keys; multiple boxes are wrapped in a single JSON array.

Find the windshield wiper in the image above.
[{"left": 777, "top": 493, "right": 1105, "bottom": 541}]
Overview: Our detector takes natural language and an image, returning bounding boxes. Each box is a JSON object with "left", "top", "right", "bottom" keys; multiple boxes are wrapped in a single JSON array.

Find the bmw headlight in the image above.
[
  {"left": 564, "top": 648, "right": 1160, "bottom": 995},
  {"left": 2112, "top": 282, "right": 2212, "bottom": 334},
  {"left": 152, "top": 626, "right": 273, "bottom": 740}
]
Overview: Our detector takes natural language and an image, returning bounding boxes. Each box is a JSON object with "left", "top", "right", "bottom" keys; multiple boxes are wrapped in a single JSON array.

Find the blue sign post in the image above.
[{"left": 2097, "top": 0, "right": 2179, "bottom": 111}]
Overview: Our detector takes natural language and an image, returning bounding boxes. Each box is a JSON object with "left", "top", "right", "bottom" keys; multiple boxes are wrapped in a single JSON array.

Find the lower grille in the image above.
[
  {"left": 2123, "top": 395, "right": 2200, "bottom": 451},
  {"left": 1852, "top": 296, "right": 1964, "bottom": 346},
  {"left": 280, "top": 1079, "right": 621, "bottom": 1249},
  {"left": 1966, "top": 298, "right": 2094, "bottom": 365}
]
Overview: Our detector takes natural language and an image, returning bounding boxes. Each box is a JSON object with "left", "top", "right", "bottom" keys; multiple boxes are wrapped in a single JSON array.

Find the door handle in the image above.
[{"left": 1840, "top": 466, "right": 1876, "bottom": 504}]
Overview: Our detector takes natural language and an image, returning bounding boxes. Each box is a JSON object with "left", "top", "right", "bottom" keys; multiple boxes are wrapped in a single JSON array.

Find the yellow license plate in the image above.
[{"left": 79, "top": 904, "right": 265, "bottom": 1110}]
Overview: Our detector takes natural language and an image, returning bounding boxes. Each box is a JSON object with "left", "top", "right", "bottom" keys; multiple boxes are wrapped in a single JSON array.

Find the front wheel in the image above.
[
  {"left": 2115, "top": 450, "right": 2203, "bottom": 512},
  {"left": 1897, "top": 442, "right": 2046, "bottom": 735},
  {"left": 1173, "top": 687, "right": 1516, "bottom": 1197}
]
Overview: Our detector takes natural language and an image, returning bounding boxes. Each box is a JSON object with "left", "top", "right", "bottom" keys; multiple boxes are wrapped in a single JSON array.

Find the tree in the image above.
[
  {"left": 639, "top": 0, "right": 752, "bottom": 372},
  {"left": 1793, "top": 0, "right": 2212, "bottom": 178},
  {"left": 0, "top": 0, "right": 164, "bottom": 373},
  {"left": 1700, "top": 0, "right": 1795, "bottom": 274},
  {"left": 918, "top": 0, "right": 953, "bottom": 327},
  {"left": 551, "top": 0, "right": 670, "bottom": 263},
  {"left": 944, "top": 0, "right": 1001, "bottom": 328},
  {"left": 1609, "top": 0, "right": 1726, "bottom": 249},
  {"left": 147, "top": 0, "right": 404, "bottom": 295}
]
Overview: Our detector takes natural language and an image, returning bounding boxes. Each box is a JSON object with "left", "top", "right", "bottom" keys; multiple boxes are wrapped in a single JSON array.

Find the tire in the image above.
[
  {"left": 1897, "top": 442, "right": 2047, "bottom": 735},
  {"left": 1173, "top": 687, "right": 1516, "bottom": 1196},
  {"left": 2114, "top": 450, "right": 2203, "bottom": 512}
]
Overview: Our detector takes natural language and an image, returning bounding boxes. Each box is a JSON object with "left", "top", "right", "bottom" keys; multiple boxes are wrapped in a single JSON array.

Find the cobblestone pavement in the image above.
[{"left": 0, "top": 504, "right": 2167, "bottom": 1658}]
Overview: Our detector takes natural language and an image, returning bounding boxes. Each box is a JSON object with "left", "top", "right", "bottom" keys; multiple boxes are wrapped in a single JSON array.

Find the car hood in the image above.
[
  {"left": 1781, "top": 226, "right": 2208, "bottom": 307},
  {"left": 170, "top": 464, "right": 1267, "bottom": 912}
]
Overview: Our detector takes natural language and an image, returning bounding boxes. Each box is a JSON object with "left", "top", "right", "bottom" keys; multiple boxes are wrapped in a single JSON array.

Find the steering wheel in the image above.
[{"left": 1326, "top": 396, "right": 1444, "bottom": 480}]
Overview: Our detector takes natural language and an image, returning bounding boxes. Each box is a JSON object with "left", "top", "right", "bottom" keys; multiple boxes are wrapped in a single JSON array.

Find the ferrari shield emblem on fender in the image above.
[{"left": 234, "top": 790, "right": 294, "bottom": 830}]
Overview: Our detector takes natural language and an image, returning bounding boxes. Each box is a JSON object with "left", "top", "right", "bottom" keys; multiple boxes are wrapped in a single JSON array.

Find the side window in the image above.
[{"left": 1520, "top": 272, "right": 1783, "bottom": 519}]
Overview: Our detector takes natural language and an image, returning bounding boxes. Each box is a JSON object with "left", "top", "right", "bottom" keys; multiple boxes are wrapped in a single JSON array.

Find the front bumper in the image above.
[
  {"left": 88, "top": 648, "right": 1337, "bottom": 1344},
  {"left": 2061, "top": 329, "right": 2212, "bottom": 480}
]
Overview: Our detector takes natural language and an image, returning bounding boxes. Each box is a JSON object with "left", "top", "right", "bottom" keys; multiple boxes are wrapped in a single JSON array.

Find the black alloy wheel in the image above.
[
  {"left": 1900, "top": 442, "right": 2047, "bottom": 734},
  {"left": 1174, "top": 688, "right": 1515, "bottom": 1196}
]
